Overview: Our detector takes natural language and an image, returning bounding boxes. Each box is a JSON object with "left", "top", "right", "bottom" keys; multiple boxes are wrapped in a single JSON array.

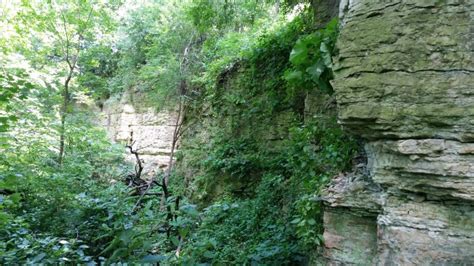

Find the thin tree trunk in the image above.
[
  {"left": 57, "top": 8, "right": 92, "bottom": 165},
  {"left": 164, "top": 96, "right": 184, "bottom": 186},
  {"left": 58, "top": 68, "right": 73, "bottom": 165},
  {"left": 159, "top": 36, "right": 192, "bottom": 208},
  {"left": 160, "top": 97, "right": 185, "bottom": 211}
]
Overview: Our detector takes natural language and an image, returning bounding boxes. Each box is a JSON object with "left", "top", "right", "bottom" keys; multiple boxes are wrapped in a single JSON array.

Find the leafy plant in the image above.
[
  {"left": 285, "top": 18, "right": 339, "bottom": 95},
  {"left": 0, "top": 1, "right": 357, "bottom": 264},
  {"left": 0, "top": 69, "right": 31, "bottom": 132}
]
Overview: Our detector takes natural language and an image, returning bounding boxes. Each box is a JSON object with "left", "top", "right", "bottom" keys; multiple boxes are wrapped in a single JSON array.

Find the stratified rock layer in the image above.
[
  {"left": 101, "top": 90, "right": 176, "bottom": 176},
  {"left": 334, "top": 1, "right": 474, "bottom": 142},
  {"left": 322, "top": 0, "right": 474, "bottom": 264}
]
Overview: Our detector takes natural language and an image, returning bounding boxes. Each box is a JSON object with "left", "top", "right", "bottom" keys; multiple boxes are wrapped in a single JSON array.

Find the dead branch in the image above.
[{"left": 126, "top": 145, "right": 144, "bottom": 179}]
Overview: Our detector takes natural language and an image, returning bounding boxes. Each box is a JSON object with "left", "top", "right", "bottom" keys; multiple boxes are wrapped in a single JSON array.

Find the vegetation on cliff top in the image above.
[{"left": 1, "top": 0, "right": 357, "bottom": 264}]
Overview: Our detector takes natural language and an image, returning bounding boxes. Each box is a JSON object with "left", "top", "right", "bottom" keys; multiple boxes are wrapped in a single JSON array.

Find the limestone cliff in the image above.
[
  {"left": 321, "top": 1, "right": 474, "bottom": 264},
  {"left": 100, "top": 90, "right": 177, "bottom": 176}
]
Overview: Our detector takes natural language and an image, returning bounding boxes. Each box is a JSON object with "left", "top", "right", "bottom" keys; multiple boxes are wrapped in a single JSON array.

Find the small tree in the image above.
[{"left": 19, "top": 0, "right": 112, "bottom": 164}]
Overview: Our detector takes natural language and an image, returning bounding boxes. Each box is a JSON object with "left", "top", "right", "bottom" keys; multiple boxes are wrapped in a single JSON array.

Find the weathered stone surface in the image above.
[
  {"left": 320, "top": 171, "right": 383, "bottom": 265},
  {"left": 323, "top": 171, "right": 383, "bottom": 212},
  {"left": 321, "top": 0, "right": 474, "bottom": 264},
  {"left": 101, "top": 90, "right": 177, "bottom": 176},
  {"left": 377, "top": 196, "right": 474, "bottom": 265},
  {"left": 367, "top": 140, "right": 474, "bottom": 201},
  {"left": 322, "top": 209, "right": 378, "bottom": 265},
  {"left": 333, "top": 1, "right": 474, "bottom": 141}
]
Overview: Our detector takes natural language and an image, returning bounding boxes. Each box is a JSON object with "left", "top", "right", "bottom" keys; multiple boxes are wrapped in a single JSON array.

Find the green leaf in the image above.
[
  {"left": 290, "top": 218, "right": 301, "bottom": 224},
  {"left": 141, "top": 255, "right": 167, "bottom": 263},
  {"left": 320, "top": 42, "right": 332, "bottom": 67},
  {"left": 284, "top": 70, "right": 303, "bottom": 83},
  {"left": 0, "top": 174, "right": 19, "bottom": 189},
  {"left": 30, "top": 253, "right": 46, "bottom": 263},
  {"left": 306, "top": 60, "right": 326, "bottom": 82},
  {"left": 170, "top": 236, "right": 180, "bottom": 246},
  {"left": 0, "top": 212, "right": 11, "bottom": 224},
  {"left": 119, "top": 229, "right": 134, "bottom": 244},
  {"left": 108, "top": 248, "right": 127, "bottom": 262},
  {"left": 180, "top": 204, "right": 199, "bottom": 218},
  {"left": 289, "top": 40, "right": 308, "bottom": 65},
  {"left": 9, "top": 193, "right": 22, "bottom": 204},
  {"left": 324, "top": 18, "right": 339, "bottom": 35},
  {"left": 316, "top": 77, "right": 331, "bottom": 93},
  {"left": 179, "top": 227, "right": 190, "bottom": 238},
  {"left": 203, "top": 250, "right": 216, "bottom": 259}
]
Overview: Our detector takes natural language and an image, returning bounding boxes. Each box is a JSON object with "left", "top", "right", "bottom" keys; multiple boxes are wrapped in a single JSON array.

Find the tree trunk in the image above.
[
  {"left": 160, "top": 96, "right": 185, "bottom": 211},
  {"left": 58, "top": 68, "right": 73, "bottom": 165},
  {"left": 164, "top": 96, "right": 184, "bottom": 186}
]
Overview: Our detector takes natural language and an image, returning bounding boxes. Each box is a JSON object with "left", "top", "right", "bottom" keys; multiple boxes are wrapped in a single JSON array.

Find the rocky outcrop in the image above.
[
  {"left": 322, "top": 0, "right": 474, "bottom": 264},
  {"left": 101, "top": 90, "right": 177, "bottom": 176},
  {"left": 321, "top": 170, "right": 383, "bottom": 265}
]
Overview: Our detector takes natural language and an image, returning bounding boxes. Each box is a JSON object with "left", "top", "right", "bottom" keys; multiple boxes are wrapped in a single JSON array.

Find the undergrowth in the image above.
[
  {"left": 1, "top": 2, "right": 359, "bottom": 264},
  {"left": 170, "top": 15, "right": 358, "bottom": 264}
]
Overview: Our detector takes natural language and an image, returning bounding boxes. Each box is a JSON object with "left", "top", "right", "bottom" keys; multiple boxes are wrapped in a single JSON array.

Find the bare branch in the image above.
[
  {"left": 126, "top": 145, "right": 144, "bottom": 179},
  {"left": 60, "top": 12, "right": 71, "bottom": 68}
]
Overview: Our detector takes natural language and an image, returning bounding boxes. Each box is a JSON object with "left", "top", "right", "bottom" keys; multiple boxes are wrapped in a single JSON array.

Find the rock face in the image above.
[
  {"left": 322, "top": 0, "right": 474, "bottom": 264},
  {"left": 101, "top": 90, "right": 177, "bottom": 176}
]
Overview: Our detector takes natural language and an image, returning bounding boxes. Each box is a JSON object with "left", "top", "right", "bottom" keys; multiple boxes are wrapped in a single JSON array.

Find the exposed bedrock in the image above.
[
  {"left": 100, "top": 90, "right": 177, "bottom": 176},
  {"left": 321, "top": 0, "right": 474, "bottom": 264}
]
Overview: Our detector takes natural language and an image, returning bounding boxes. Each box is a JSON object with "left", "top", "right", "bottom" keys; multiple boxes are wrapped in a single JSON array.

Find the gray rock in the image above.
[{"left": 321, "top": 0, "right": 474, "bottom": 264}]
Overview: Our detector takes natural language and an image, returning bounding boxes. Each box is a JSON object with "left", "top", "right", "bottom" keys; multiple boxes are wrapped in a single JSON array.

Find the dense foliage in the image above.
[
  {"left": 169, "top": 14, "right": 357, "bottom": 263},
  {"left": 1, "top": 0, "right": 358, "bottom": 264}
]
